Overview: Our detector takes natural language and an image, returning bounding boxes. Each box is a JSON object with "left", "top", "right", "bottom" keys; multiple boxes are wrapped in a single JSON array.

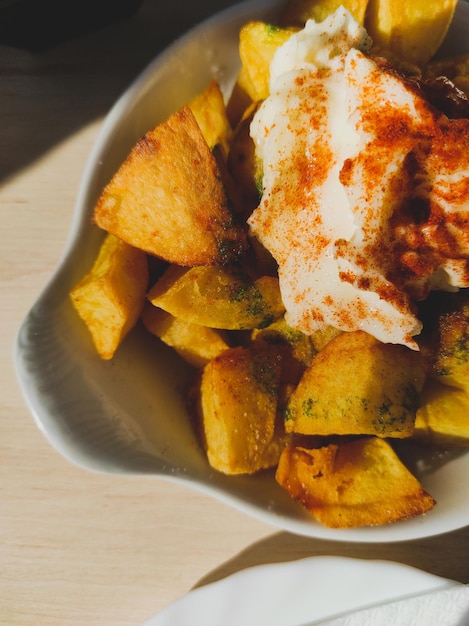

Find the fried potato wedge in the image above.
[
  {"left": 227, "top": 103, "right": 262, "bottom": 216},
  {"left": 239, "top": 22, "right": 298, "bottom": 101},
  {"left": 433, "top": 305, "right": 469, "bottom": 391},
  {"left": 93, "top": 105, "right": 247, "bottom": 266},
  {"left": 147, "top": 264, "right": 285, "bottom": 330},
  {"left": 226, "top": 67, "right": 255, "bottom": 128},
  {"left": 366, "top": 0, "right": 458, "bottom": 67},
  {"left": 414, "top": 382, "right": 469, "bottom": 447},
  {"left": 70, "top": 234, "right": 148, "bottom": 359},
  {"left": 252, "top": 317, "right": 315, "bottom": 385},
  {"left": 280, "top": 0, "right": 369, "bottom": 27},
  {"left": 247, "top": 233, "right": 278, "bottom": 278},
  {"left": 285, "top": 330, "right": 425, "bottom": 438},
  {"left": 309, "top": 325, "right": 342, "bottom": 351},
  {"left": 252, "top": 317, "right": 315, "bottom": 368},
  {"left": 189, "top": 80, "right": 232, "bottom": 157},
  {"left": 421, "top": 291, "right": 469, "bottom": 391},
  {"left": 141, "top": 303, "right": 230, "bottom": 368},
  {"left": 200, "top": 346, "right": 287, "bottom": 474},
  {"left": 426, "top": 52, "right": 469, "bottom": 82},
  {"left": 252, "top": 318, "right": 315, "bottom": 411},
  {"left": 275, "top": 437, "right": 436, "bottom": 527},
  {"left": 227, "top": 104, "right": 263, "bottom": 217}
]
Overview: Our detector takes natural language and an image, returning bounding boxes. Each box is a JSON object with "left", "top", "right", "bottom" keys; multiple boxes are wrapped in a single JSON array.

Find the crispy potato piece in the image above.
[
  {"left": 276, "top": 437, "right": 436, "bottom": 527},
  {"left": 252, "top": 317, "right": 315, "bottom": 383},
  {"left": 366, "top": 0, "right": 458, "bottom": 67},
  {"left": 285, "top": 330, "right": 425, "bottom": 438},
  {"left": 247, "top": 233, "right": 279, "bottom": 278},
  {"left": 310, "top": 325, "right": 342, "bottom": 351},
  {"left": 414, "top": 382, "right": 469, "bottom": 447},
  {"left": 228, "top": 103, "right": 262, "bottom": 216},
  {"left": 433, "top": 304, "right": 469, "bottom": 391},
  {"left": 252, "top": 317, "right": 315, "bottom": 368},
  {"left": 252, "top": 318, "right": 316, "bottom": 412},
  {"left": 141, "top": 303, "right": 230, "bottom": 368},
  {"left": 211, "top": 143, "right": 247, "bottom": 217},
  {"left": 426, "top": 52, "right": 469, "bottom": 82},
  {"left": 93, "top": 105, "right": 247, "bottom": 266},
  {"left": 70, "top": 234, "right": 148, "bottom": 359},
  {"left": 189, "top": 80, "right": 232, "bottom": 157},
  {"left": 226, "top": 67, "right": 255, "bottom": 128},
  {"left": 200, "top": 346, "right": 287, "bottom": 474},
  {"left": 239, "top": 22, "right": 298, "bottom": 101},
  {"left": 280, "top": 0, "right": 369, "bottom": 27},
  {"left": 420, "top": 291, "right": 469, "bottom": 391},
  {"left": 147, "top": 264, "right": 285, "bottom": 330}
]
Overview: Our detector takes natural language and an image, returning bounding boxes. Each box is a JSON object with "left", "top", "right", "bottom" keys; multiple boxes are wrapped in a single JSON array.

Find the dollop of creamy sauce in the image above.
[{"left": 248, "top": 7, "right": 469, "bottom": 349}]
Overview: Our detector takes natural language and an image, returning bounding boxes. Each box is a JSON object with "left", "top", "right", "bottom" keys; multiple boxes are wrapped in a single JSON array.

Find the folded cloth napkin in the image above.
[{"left": 318, "top": 585, "right": 469, "bottom": 626}]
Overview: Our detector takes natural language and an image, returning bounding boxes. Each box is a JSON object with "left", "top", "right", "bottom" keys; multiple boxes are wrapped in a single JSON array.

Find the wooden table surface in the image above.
[{"left": 2, "top": 1, "right": 468, "bottom": 624}]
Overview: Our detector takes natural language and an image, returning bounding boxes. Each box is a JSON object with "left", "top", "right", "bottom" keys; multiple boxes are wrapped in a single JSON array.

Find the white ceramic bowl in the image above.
[{"left": 15, "top": 0, "right": 469, "bottom": 542}]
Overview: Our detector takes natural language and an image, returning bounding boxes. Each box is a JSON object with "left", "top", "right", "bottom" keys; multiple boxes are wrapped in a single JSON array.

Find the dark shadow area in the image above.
[
  {"left": 0, "top": 0, "right": 242, "bottom": 183},
  {"left": 194, "top": 527, "right": 469, "bottom": 590},
  {"left": 0, "top": 0, "right": 145, "bottom": 51}
]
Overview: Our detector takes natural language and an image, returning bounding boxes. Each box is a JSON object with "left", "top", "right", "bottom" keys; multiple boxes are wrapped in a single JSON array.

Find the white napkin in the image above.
[{"left": 318, "top": 584, "right": 469, "bottom": 626}]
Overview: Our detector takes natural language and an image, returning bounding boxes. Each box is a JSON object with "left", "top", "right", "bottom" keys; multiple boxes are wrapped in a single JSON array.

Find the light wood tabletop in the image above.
[{"left": 2, "top": 1, "right": 468, "bottom": 624}]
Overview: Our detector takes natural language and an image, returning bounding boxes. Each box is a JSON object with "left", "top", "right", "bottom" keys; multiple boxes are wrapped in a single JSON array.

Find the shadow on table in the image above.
[
  {"left": 194, "top": 526, "right": 469, "bottom": 590},
  {"left": 0, "top": 0, "right": 241, "bottom": 184}
]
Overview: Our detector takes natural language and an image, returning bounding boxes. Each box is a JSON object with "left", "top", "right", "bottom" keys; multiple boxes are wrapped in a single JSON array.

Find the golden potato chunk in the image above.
[
  {"left": 147, "top": 264, "right": 285, "bottom": 330},
  {"left": 141, "top": 304, "right": 230, "bottom": 368},
  {"left": 420, "top": 291, "right": 469, "bottom": 392},
  {"left": 70, "top": 234, "right": 148, "bottom": 359},
  {"left": 239, "top": 22, "right": 298, "bottom": 101},
  {"left": 226, "top": 67, "right": 255, "bottom": 129},
  {"left": 366, "top": 0, "right": 458, "bottom": 67},
  {"left": 414, "top": 382, "right": 469, "bottom": 447},
  {"left": 309, "top": 325, "right": 342, "bottom": 352},
  {"left": 275, "top": 437, "right": 436, "bottom": 527},
  {"left": 93, "top": 105, "right": 247, "bottom": 266},
  {"left": 280, "top": 0, "right": 369, "bottom": 27},
  {"left": 189, "top": 80, "right": 232, "bottom": 157},
  {"left": 252, "top": 318, "right": 316, "bottom": 412},
  {"left": 426, "top": 52, "right": 469, "bottom": 83},
  {"left": 252, "top": 317, "right": 315, "bottom": 384},
  {"left": 200, "top": 346, "right": 287, "bottom": 474},
  {"left": 253, "top": 317, "right": 315, "bottom": 367},
  {"left": 433, "top": 306, "right": 469, "bottom": 391},
  {"left": 228, "top": 103, "right": 262, "bottom": 216},
  {"left": 285, "top": 331, "right": 425, "bottom": 438}
]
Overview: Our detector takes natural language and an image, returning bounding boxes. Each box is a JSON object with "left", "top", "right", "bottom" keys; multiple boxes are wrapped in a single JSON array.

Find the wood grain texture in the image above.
[{"left": 2, "top": 1, "right": 468, "bottom": 624}]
